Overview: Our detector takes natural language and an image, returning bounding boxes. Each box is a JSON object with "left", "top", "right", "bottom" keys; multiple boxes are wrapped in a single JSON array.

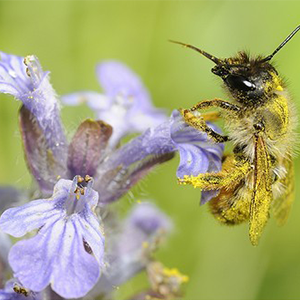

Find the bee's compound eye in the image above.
[{"left": 225, "top": 75, "right": 256, "bottom": 91}]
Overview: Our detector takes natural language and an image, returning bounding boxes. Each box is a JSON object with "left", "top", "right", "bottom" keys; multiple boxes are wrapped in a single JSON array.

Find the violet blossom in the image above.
[
  {"left": 62, "top": 61, "right": 167, "bottom": 147},
  {"left": 0, "top": 176, "right": 104, "bottom": 298},
  {"left": 0, "top": 51, "right": 224, "bottom": 299}
]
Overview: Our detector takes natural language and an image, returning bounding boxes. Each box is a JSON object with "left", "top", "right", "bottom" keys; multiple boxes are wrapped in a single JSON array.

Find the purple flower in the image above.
[
  {"left": 1, "top": 51, "right": 223, "bottom": 205},
  {"left": 62, "top": 61, "right": 167, "bottom": 147},
  {"left": 0, "top": 53, "right": 68, "bottom": 196},
  {"left": 0, "top": 176, "right": 104, "bottom": 299},
  {"left": 170, "top": 110, "right": 223, "bottom": 178},
  {"left": 0, "top": 52, "right": 67, "bottom": 159},
  {"left": 0, "top": 50, "right": 226, "bottom": 300}
]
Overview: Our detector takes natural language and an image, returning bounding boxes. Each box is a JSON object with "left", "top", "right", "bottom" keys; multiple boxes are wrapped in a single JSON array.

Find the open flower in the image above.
[
  {"left": 0, "top": 52, "right": 68, "bottom": 195},
  {"left": 0, "top": 176, "right": 104, "bottom": 298},
  {"left": 0, "top": 52, "right": 67, "bottom": 159},
  {"left": 62, "top": 61, "right": 167, "bottom": 147}
]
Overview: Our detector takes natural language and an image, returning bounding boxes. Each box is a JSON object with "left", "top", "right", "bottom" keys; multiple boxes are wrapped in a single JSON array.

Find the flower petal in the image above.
[
  {"left": 61, "top": 91, "right": 110, "bottom": 111},
  {"left": 96, "top": 61, "right": 150, "bottom": 106},
  {"left": 176, "top": 144, "right": 209, "bottom": 177},
  {"left": 9, "top": 217, "right": 102, "bottom": 298},
  {"left": 200, "top": 190, "right": 219, "bottom": 205},
  {"left": 0, "top": 52, "right": 29, "bottom": 97},
  {"left": 0, "top": 198, "right": 61, "bottom": 238},
  {"left": 77, "top": 207, "right": 105, "bottom": 265},
  {"left": 67, "top": 119, "right": 112, "bottom": 178},
  {"left": 170, "top": 110, "right": 224, "bottom": 178}
]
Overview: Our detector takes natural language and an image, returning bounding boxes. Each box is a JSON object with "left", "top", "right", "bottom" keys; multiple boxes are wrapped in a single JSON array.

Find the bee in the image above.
[{"left": 172, "top": 26, "right": 299, "bottom": 245}]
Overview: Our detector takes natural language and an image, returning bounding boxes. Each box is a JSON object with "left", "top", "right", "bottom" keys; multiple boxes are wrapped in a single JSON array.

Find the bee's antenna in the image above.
[
  {"left": 169, "top": 40, "right": 221, "bottom": 64},
  {"left": 261, "top": 25, "right": 300, "bottom": 62}
]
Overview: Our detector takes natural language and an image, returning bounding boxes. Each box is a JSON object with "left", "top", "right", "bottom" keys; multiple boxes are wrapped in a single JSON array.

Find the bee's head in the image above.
[
  {"left": 211, "top": 53, "right": 279, "bottom": 106},
  {"left": 171, "top": 25, "right": 300, "bottom": 106}
]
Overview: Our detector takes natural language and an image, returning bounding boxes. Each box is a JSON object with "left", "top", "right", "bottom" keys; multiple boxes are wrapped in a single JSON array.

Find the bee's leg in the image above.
[
  {"left": 178, "top": 158, "right": 252, "bottom": 190},
  {"left": 201, "top": 111, "right": 221, "bottom": 122},
  {"left": 191, "top": 98, "right": 242, "bottom": 113},
  {"left": 180, "top": 109, "right": 229, "bottom": 143}
]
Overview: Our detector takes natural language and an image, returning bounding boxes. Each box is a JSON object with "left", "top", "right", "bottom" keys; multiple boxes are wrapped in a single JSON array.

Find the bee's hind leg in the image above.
[
  {"left": 178, "top": 156, "right": 252, "bottom": 190},
  {"left": 201, "top": 111, "right": 221, "bottom": 122}
]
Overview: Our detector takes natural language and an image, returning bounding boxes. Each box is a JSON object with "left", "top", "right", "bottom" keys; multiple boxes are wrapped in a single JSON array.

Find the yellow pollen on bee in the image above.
[
  {"left": 270, "top": 72, "right": 284, "bottom": 92},
  {"left": 276, "top": 85, "right": 284, "bottom": 91}
]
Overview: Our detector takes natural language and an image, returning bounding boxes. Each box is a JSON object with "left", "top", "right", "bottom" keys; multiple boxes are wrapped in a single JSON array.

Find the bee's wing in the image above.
[
  {"left": 273, "top": 156, "right": 294, "bottom": 226},
  {"left": 249, "top": 135, "right": 273, "bottom": 246}
]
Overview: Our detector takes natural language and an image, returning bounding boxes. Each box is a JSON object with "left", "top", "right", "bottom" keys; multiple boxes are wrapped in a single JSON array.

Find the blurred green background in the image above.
[{"left": 0, "top": 1, "right": 300, "bottom": 300}]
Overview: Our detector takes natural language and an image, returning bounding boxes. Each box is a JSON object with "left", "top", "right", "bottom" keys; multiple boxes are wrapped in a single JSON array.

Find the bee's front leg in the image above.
[
  {"left": 180, "top": 109, "right": 229, "bottom": 143},
  {"left": 191, "top": 98, "right": 242, "bottom": 113},
  {"left": 180, "top": 98, "right": 243, "bottom": 142}
]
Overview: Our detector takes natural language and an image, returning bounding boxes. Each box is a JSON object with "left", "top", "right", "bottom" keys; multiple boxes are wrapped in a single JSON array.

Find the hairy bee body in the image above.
[
  {"left": 226, "top": 92, "right": 294, "bottom": 161},
  {"left": 210, "top": 57, "right": 297, "bottom": 228},
  {"left": 174, "top": 27, "right": 300, "bottom": 245}
]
